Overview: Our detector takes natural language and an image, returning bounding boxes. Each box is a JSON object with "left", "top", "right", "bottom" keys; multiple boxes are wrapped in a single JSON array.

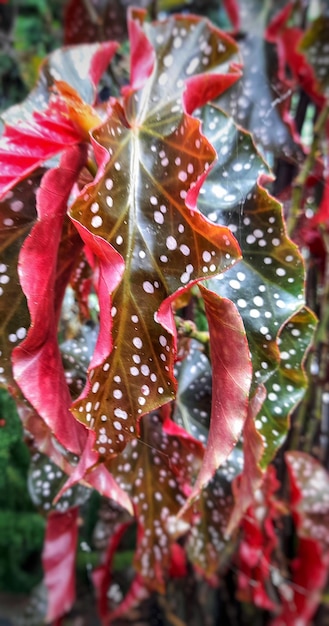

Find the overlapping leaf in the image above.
[
  {"left": 107, "top": 411, "right": 203, "bottom": 592},
  {"left": 187, "top": 449, "right": 243, "bottom": 582},
  {"left": 69, "top": 11, "right": 242, "bottom": 457},
  {"left": 199, "top": 105, "right": 305, "bottom": 387},
  {"left": 0, "top": 41, "right": 118, "bottom": 198},
  {"left": 12, "top": 146, "right": 89, "bottom": 455},
  {"left": 0, "top": 172, "right": 41, "bottom": 388},
  {"left": 173, "top": 339, "right": 212, "bottom": 445},
  {"left": 258, "top": 308, "right": 316, "bottom": 467},
  {"left": 42, "top": 507, "right": 79, "bottom": 623}
]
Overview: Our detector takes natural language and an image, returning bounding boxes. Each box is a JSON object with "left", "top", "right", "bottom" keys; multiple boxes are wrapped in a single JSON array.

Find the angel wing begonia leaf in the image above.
[
  {"left": 217, "top": 0, "right": 302, "bottom": 160},
  {"left": 173, "top": 339, "right": 212, "bottom": 445},
  {"left": 106, "top": 411, "right": 202, "bottom": 593},
  {"left": 187, "top": 450, "right": 242, "bottom": 582},
  {"left": 236, "top": 464, "right": 282, "bottom": 612},
  {"left": 0, "top": 41, "right": 118, "bottom": 199},
  {"left": 199, "top": 105, "right": 305, "bottom": 386},
  {"left": 0, "top": 172, "right": 41, "bottom": 389},
  {"left": 226, "top": 384, "right": 267, "bottom": 534},
  {"left": 12, "top": 145, "right": 89, "bottom": 455},
  {"left": 42, "top": 507, "right": 79, "bottom": 623},
  {"left": 258, "top": 308, "right": 317, "bottom": 467},
  {"left": 266, "top": 4, "right": 326, "bottom": 107},
  {"left": 69, "top": 12, "right": 242, "bottom": 457},
  {"left": 92, "top": 520, "right": 135, "bottom": 622},
  {"left": 181, "top": 285, "right": 251, "bottom": 509}
]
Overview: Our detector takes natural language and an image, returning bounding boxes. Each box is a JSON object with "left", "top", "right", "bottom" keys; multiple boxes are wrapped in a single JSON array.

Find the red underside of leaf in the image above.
[
  {"left": 182, "top": 285, "right": 252, "bottom": 510},
  {"left": 12, "top": 146, "right": 88, "bottom": 454},
  {"left": 42, "top": 507, "right": 79, "bottom": 622},
  {"left": 227, "top": 384, "right": 267, "bottom": 534}
]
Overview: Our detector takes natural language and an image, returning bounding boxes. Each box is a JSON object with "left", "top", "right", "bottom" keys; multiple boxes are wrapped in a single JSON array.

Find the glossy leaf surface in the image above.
[{"left": 70, "top": 12, "right": 242, "bottom": 457}]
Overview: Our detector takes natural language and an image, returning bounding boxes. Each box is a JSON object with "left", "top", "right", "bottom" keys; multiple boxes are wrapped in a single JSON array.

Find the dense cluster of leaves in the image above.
[{"left": 0, "top": 1, "right": 329, "bottom": 625}]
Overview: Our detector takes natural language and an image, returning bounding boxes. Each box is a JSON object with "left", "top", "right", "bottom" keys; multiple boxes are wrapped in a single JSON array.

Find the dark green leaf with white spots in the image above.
[
  {"left": 187, "top": 448, "right": 243, "bottom": 580},
  {"left": 199, "top": 105, "right": 305, "bottom": 386},
  {"left": 258, "top": 307, "right": 317, "bottom": 467},
  {"left": 173, "top": 340, "right": 212, "bottom": 445},
  {"left": 28, "top": 452, "right": 91, "bottom": 514}
]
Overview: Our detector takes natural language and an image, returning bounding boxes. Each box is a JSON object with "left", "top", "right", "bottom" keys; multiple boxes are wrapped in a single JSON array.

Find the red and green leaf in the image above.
[
  {"left": 69, "top": 11, "right": 242, "bottom": 457},
  {"left": 12, "top": 146, "right": 88, "bottom": 455},
  {"left": 0, "top": 42, "right": 118, "bottom": 198},
  {"left": 107, "top": 410, "right": 202, "bottom": 592}
]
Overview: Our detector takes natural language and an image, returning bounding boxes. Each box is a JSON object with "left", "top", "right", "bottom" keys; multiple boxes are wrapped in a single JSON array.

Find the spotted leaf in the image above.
[
  {"left": 69, "top": 11, "right": 242, "bottom": 457},
  {"left": 107, "top": 411, "right": 203, "bottom": 592},
  {"left": 266, "top": 4, "right": 326, "bottom": 108},
  {"left": 258, "top": 308, "right": 317, "bottom": 467},
  {"left": 285, "top": 451, "right": 329, "bottom": 555},
  {"left": 272, "top": 452, "right": 329, "bottom": 625},
  {"left": 199, "top": 105, "right": 305, "bottom": 386},
  {"left": 217, "top": 0, "right": 302, "bottom": 160},
  {"left": 28, "top": 451, "right": 90, "bottom": 514},
  {"left": 187, "top": 449, "right": 243, "bottom": 582},
  {"left": 12, "top": 146, "right": 89, "bottom": 455},
  {"left": 181, "top": 285, "right": 252, "bottom": 509},
  {"left": 173, "top": 339, "right": 212, "bottom": 446},
  {"left": 0, "top": 173, "right": 41, "bottom": 389}
]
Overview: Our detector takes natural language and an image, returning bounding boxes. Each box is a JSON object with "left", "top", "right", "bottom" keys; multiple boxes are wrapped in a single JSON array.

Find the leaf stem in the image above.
[{"left": 287, "top": 102, "right": 329, "bottom": 238}]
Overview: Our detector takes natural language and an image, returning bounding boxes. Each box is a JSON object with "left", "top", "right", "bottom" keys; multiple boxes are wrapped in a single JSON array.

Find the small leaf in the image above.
[
  {"left": 226, "top": 384, "right": 267, "bottom": 534},
  {"left": 28, "top": 452, "right": 90, "bottom": 513},
  {"left": 0, "top": 42, "right": 118, "bottom": 198}
]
